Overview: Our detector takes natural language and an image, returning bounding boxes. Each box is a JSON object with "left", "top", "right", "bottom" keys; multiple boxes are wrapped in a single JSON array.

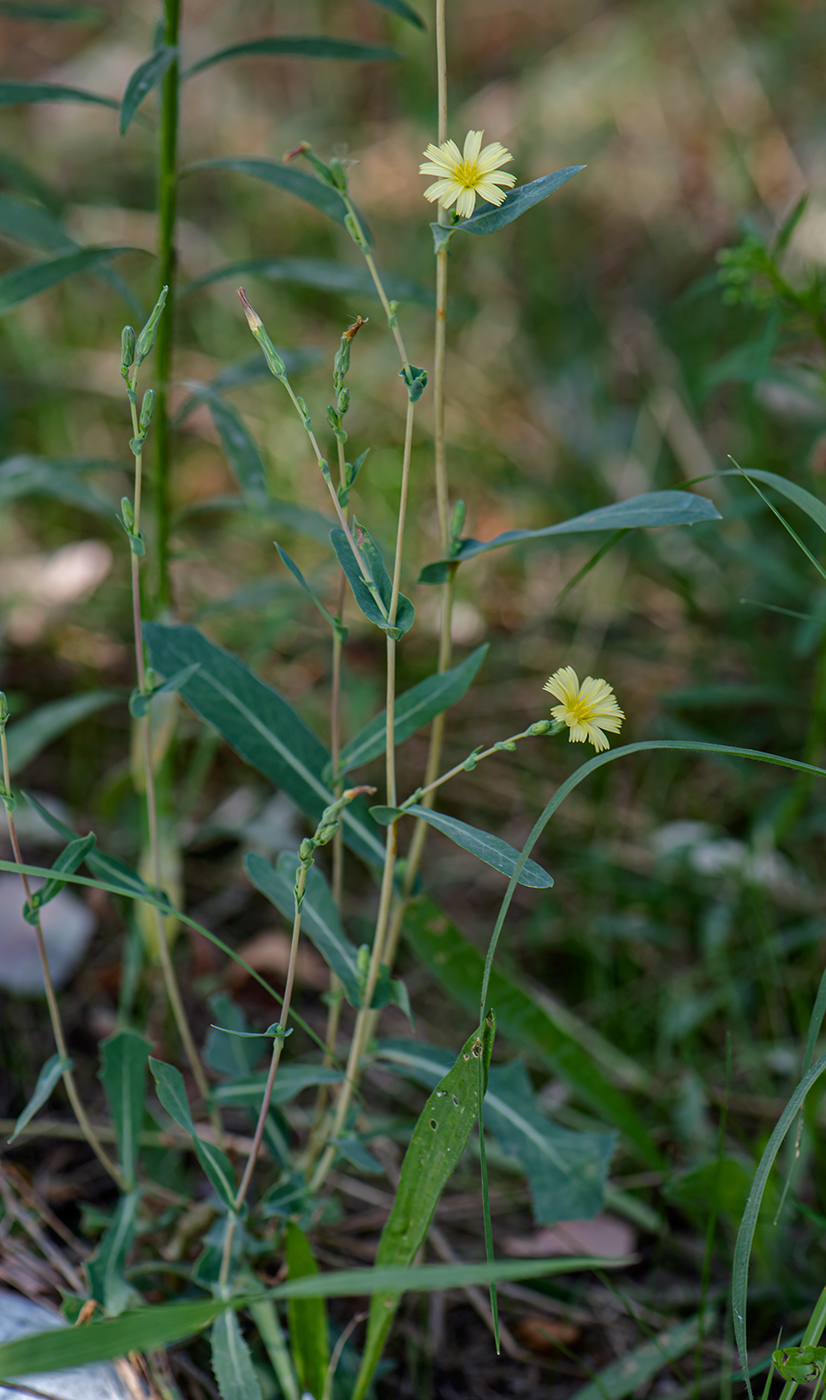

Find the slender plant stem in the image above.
[
  {"left": 153, "top": 0, "right": 181, "bottom": 609},
  {"left": 127, "top": 392, "right": 214, "bottom": 1124},
  {"left": 0, "top": 730, "right": 124, "bottom": 1188},
  {"left": 218, "top": 864, "right": 308, "bottom": 1289}
]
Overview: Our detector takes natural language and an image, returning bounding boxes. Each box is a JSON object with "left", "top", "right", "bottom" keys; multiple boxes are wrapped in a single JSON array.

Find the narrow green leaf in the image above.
[
  {"left": 0, "top": 80, "right": 118, "bottom": 109},
  {"left": 275, "top": 542, "right": 339, "bottom": 631},
  {"left": 0, "top": 1257, "right": 620, "bottom": 1379},
  {"left": 248, "top": 1300, "right": 299, "bottom": 1400},
  {"left": 0, "top": 246, "right": 139, "bottom": 314},
  {"left": 148, "top": 1058, "right": 237, "bottom": 1209},
  {"left": 244, "top": 851, "right": 363, "bottom": 1006},
  {"left": 129, "top": 661, "right": 200, "bottom": 719},
  {"left": 571, "top": 1313, "right": 710, "bottom": 1400},
  {"left": 419, "top": 490, "right": 722, "bottom": 580},
  {"left": 403, "top": 896, "right": 662, "bottom": 1167},
  {"left": 211, "top": 1065, "right": 342, "bottom": 1107},
  {"left": 99, "top": 1031, "right": 151, "bottom": 1188},
  {"left": 397, "top": 804, "right": 554, "bottom": 888},
  {"left": 286, "top": 1224, "right": 328, "bottom": 1399},
  {"left": 182, "top": 158, "right": 372, "bottom": 240},
  {"left": 379, "top": 1042, "right": 615, "bottom": 1225},
  {"left": 336, "top": 644, "right": 488, "bottom": 777},
  {"left": 8, "top": 1052, "right": 71, "bottom": 1143},
  {"left": 353, "top": 1019, "right": 495, "bottom": 1400},
  {"left": 205, "top": 993, "right": 262, "bottom": 1077},
  {"left": 210, "top": 1312, "right": 262, "bottom": 1400},
  {"left": 0, "top": 3, "right": 102, "bottom": 19},
  {"left": 453, "top": 165, "right": 585, "bottom": 237},
  {"left": 721, "top": 466, "right": 826, "bottom": 536},
  {"left": 365, "top": 0, "right": 425, "bottom": 28},
  {"left": 7, "top": 690, "right": 121, "bottom": 775},
  {"left": 183, "top": 35, "right": 401, "bottom": 81},
  {"left": 331, "top": 524, "right": 415, "bottom": 638},
  {"left": 181, "top": 382, "right": 267, "bottom": 504},
  {"left": 144, "top": 623, "right": 385, "bottom": 869},
  {"left": 86, "top": 1191, "right": 140, "bottom": 1317},
  {"left": 120, "top": 44, "right": 176, "bottom": 135},
  {"left": 23, "top": 832, "right": 97, "bottom": 922},
  {"left": 179, "top": 255, "right": 431, "bottom": 308},
  {"left": 0, "top": 194, "right": 74, "bottom": 251},
  {"left": 0, "top": 152, "right": 62, "bottom": 210},
  {"left": 0, "top": 455, "right": 121, "bottom": 516}
]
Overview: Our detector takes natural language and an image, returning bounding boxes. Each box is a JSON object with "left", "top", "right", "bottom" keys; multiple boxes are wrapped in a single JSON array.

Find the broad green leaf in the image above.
[
  {"left": 722, "top": 466, "right": 826, "bottom": 536},
  {"left": 148, "top": 1058, "right": 237, "bottom": 1209},
  {"left": 286, "top": 1224, "right": 328, "bottom": 1400},
  {"left": 0, "top": 194, "right": 74, "bottom": 251},
  {"left": 120, "top": 44, "right": 176, "bottom": 135},
  {"left": 0, "top": 455, "right": 117, "bottom": 514},
  {"left": 0, "top": 80, "right": 118, "bottom": 109},
  {"left": 0, "top": 246, "right": 139, "bottom": 314},
  {"left": 0, "top": 1257, "right": 620, "bottom": 1378},
  {"left": 373, "top": 804, "right": 553, "bottom": 888},
  {"left": 244, "top": 851, "right": 363, "bottom": 1006},
  {"left": 379, "top": 1042, "right": 615, "bottom": 1225},
  {"left": 205, "top": 993, "right": 262, "bottom": 1077},
  {"left": 179, "top": 255, "right": 431, "bottom": 308},
  {"left": 419, "top": 489, "right": 722, "bottom": 582},
  {"left": 353, "top": 1019, "right": 495, "bottom": 1400},
  {"left": 335, "top": 643, "right": 488, "bottom": 777},
  {"left": 0, "top": 2, "right": 102, "bottom": 18},
  {"left": 365, "top": 0, "right": 425, "bottom": 27},
  {"left": 86, "top": 1191, "right": 140, "bottom": 1317},
  {"left": 331, "top": 524, "right": 415, "bottom": 639},
  {"left": 211, "top": 1064, "right": 342, "bottom": 1108},
  {"left": 180, "top": 382, "right": 267, "bottom": 504},
  {"left": 571, "top": 1313, "right": 710, "bottom": 1400},
  {"left": 454, "top": 165, "right": 585, "bottom": 237},
  {"left": 7, "top": 690, "right": 122, "bottom": 775},
  {"left": 99, "top": 1031, "right": 151, "bottom": 1188},
  {"left": 8, "top": 1052, "right": 71, "bottom": 1143},
  {"left": 403, "top": 897, "right": 662, "bottom": 1167},
  {"left": 183, "top": 158, "right": 372, "bottom": 240},
  {"left": 210, "top": 1312, "right": 262, "bottom": 1400},
  {"left": 732, "top": 1050, "right": 826, "bottom": 1390},
  {"left": 144, "top": 623, "right": 385, "bottom": 868},
  {"left": 22, "top": 832, "right": 97, "bottom": 923},
  {"left": 183, "top": 35, "right": 401, "bottom": 80}
]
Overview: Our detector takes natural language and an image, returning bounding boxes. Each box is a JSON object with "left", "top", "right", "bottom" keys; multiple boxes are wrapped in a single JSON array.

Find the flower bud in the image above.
[
  {"left": 134, "top": 285, "right": 168, "bottom": 365},
  {"left": 120, "top": 325, "right": 135, "bottom": 375},
  {"left": 139, "top": 387, "right": 156, "bottom": 433}
]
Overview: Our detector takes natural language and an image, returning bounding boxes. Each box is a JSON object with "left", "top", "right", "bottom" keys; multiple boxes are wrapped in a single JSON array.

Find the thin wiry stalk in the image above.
[
  {"left": 0, "top": 728, "right": 124, "bottom": 1188},
  {"left": 152, "top": 0, "right": 181, "bottom": 609}
]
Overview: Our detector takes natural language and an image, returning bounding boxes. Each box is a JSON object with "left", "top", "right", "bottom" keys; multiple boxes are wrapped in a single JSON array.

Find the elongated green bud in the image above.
[
  {"left": 120, "top": 325, "right": 135, "bottom": 377},
  {"left": 120, "top": 497, "right": 135, "bottom": 531},
  {"left": 139, "top": 387, "right": 156, "bottom": 433},
  {"left": 237, "top": 288, "right": 286, "bottom": 379},
  {"left": 329, "top": 156, "right": 349, "bottom": 193},
  {"left": 135, "top": 285, "right": 168, "bottom": 365},
  {"left": 450, "top": 498, "right": 466, "bottom": 543},
  {"left": 0, "top": 691, "right": 9, "bottom": 727}
]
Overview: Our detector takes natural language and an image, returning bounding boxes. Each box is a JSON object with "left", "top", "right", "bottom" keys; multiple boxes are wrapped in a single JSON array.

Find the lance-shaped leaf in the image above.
[
  {"left": 7, "top": 690, "right": 122, "bottom": 774},
  {"left": 120, "top": 44, "right": 177, "bottom": 135},
  {"left": 210, "top": 1312, "right": 262, "bottom": 1400},
  {"left": 0, "top": 80, "right": 118, "bottom": 108},
  {"left": 285, "top": 1224, "right": 328, "bottom": 1400},
  {"left": 86, "top": 1191, "right": 140, "bottom": 1317},
  {"left": 181, "top": 382, "right": 267, "bottom": 504},
  {"left": 23, "top": 832, "right": 97, "bottom": 924},
  {"left": 182, "top": 158, "right": 372, "bottom": 241},
  {"left": 205, "top": 993, "right": 262, "bottom": 1077},
  {"left": 353, "top": 1019, "right": 495, "bottom": 1400},
  {"left": 180, "top": 255, "right": 431, "bottom": 307},
  {"left": 453, "top": 164, "right": 585, "bottom": 237},
  {"left": 371, "top": 804, "right": 553, "bottom": 888},
  {"left": 331, "top": 524, "right": 415, "bottom": 639},
  {"left": 335, "top": 644, "right": 488, "bottom": 778},
  {"left": 0, "top": 457, "right": 115, "bottom": 515},
  {"left": 366, "top": 0, "right": 425, "bottom": 28},
  {"left": 0, "top": 246, "right": 140, "bottom": 314},
  {"left": 275, "top": 542, "right": 341, "bottom": 633},
  {"left": 149, "top": 1058, "right": 237, "bottom": 1209},
  {"left": 0, "top": 194, "right": 75, "bottom": 252},
  {"left": 403, "top": 896, "right": 662, "bottom": 1167},
  {"left": 419, "top": 489, "right": 722, "bottom": 582},
  {"left": 212, "top": 1065, "right": 343, "bottom": 1109},
  {"left": 8, "top": 1052, "right": 71, "bottom": 1143},
  {"left": 379, "top": 1041, "right": 615, "bottom": 1225},
  {"left": 183, "top": 35, "right": 401, "bottom": 80},
  {"left": 0, "top": 152, "right": 62, "bottom": 210},
  {"left": 144, "top": 622, "right": 385, "bottom": 868},
  {"left": 23, "top": 793, "right": 175, "bottom": 910},
  {"left": 129, "top": 661, "right": 200, "bottom": 719},
  {"left": 244, "top": 851, "right": 362, "bottom": 1006},
  {"left": 99, "top": 1031, "right": 151, "bottom": 1188},
  {"left": 721, "top": 466, "right": 826, "bottom": 535}
]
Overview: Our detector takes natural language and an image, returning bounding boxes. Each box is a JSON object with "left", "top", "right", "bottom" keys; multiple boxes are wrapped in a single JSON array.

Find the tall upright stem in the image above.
[
  {"left": 153, "top": 0, "right": 181, "bottom": 610},
  {"left": 0, "top": 729, "right": 124, "bottom": 1188}
]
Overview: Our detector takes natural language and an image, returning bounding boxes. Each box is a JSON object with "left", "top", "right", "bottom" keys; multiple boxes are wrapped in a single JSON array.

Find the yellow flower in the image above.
[
  {"left": 543, "top": 666, "right": 624, "bottom": 753},
  {"left": 419, "top": 129, "right": 516, "bottom": 220}
]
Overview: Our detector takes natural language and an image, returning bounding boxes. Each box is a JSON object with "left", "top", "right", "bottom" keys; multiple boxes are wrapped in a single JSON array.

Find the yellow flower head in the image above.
[
  {"left": 419, "top": 130, "right": 516, "bottom": 220},
  {"left": 543, "top": 667, "right": 624, "bottom": 753}
]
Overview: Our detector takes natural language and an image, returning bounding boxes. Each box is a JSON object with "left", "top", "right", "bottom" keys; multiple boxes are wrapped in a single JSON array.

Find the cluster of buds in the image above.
[
  {"left": 327, "top": 315, "right": 368, "bottom": 446},
  {"left": 294, "top": 786, "right": 376, "bottom": 907}
]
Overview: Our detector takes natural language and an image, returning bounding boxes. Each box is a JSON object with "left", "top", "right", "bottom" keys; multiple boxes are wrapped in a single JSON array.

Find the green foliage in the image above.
[
  {"left": 86, "top": 1192, "right": 140, "bottom": 1317},
  {"left": 285, "top": 1224, "right": 329, "bottom": 1400},
  {"left": 184, "top": 36, "right": 401, "bottom": 81},
  {"left": 331, "top": 524, "right": 415, "bottom": 637},
  {"left": 0, "top": 245, "right": 140, "bottom": 313},
  {"left": 99, "top": 1031, "right": 151, "bottom": 1188},
  {"left": 210, "top": 1312, "right": 263, "bottom": 1400},
  {"left": 120, "top": 46, "right": 177, "bottom": 135},
  {"left": 372, "top": 802, "right": 554, "bottom": 886},
  {"left": 8, "top": 1052, "right": 71, "bottom": 1143},
  {"left": 149, "top": 1058, "right": 237, "bottom": 1209}
]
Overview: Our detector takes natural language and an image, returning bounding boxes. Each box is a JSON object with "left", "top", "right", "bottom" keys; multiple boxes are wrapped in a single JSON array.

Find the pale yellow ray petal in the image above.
[{"left": 463, "top": 129, "right": 484, "bottom": 163}]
